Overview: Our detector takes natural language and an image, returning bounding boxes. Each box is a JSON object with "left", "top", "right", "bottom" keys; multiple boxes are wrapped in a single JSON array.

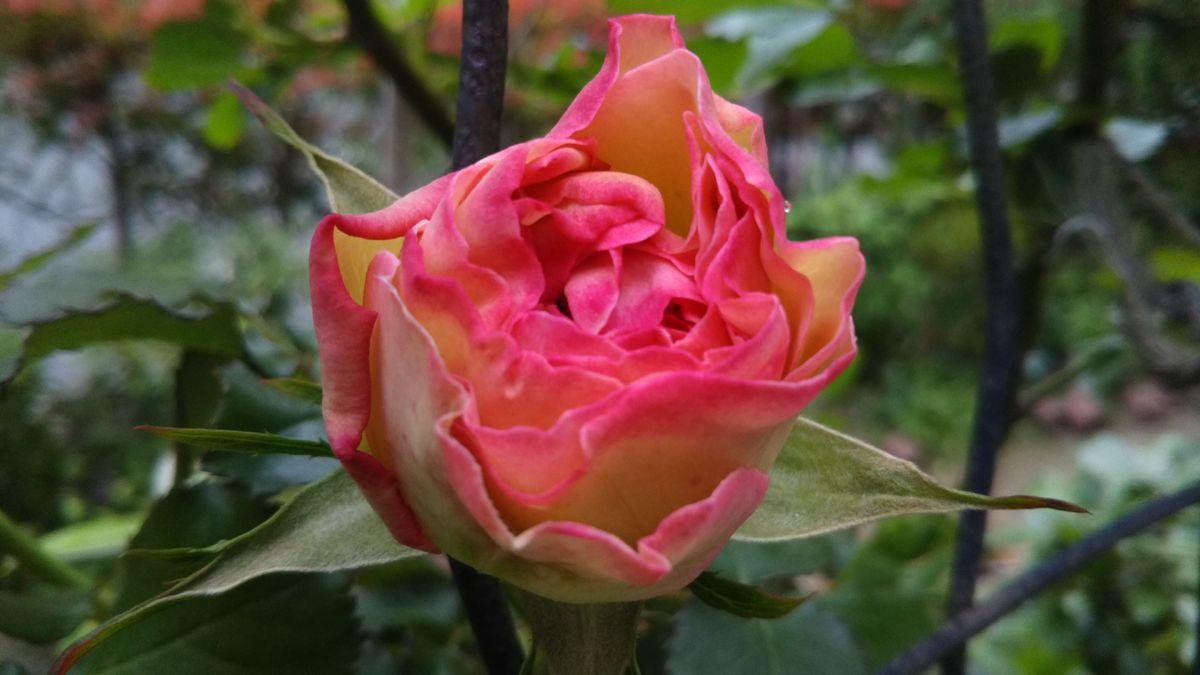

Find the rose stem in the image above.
[{"left": 0, "top": 508, "right": 90, "bottom": 590}]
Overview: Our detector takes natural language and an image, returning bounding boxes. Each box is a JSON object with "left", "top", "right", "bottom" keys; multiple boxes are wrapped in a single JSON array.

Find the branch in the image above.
[
  {"left": 879, "top": 480, "right": 1200, "bottom": 675},
  {"left": 341, "top": 0, "right": 455, "bottom": 149},
  {"left": 942, "top": 1, "right": 1020, "bottom": 672},
  {"left": 445, "top": 3, "right": 522, "bottom": 675},
  {"left": 1059, "top": 210, "right": 1200, "bottom": 384},
  {"left": 1112, "top": 146, "right": 1200, "bottom": 250},
  {"left": 0, "top": 509, "right": 90, "bottom": 590}
]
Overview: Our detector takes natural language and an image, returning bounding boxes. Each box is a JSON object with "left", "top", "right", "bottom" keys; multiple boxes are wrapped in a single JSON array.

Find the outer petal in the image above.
[
  {"left": 499, "top": 467, "right": 769, "bottom": 602},
  {"left": 486, "top": 371, "right": 817, "bottom": 545},
  {"left": 361, "top": 256, "right": 503, "bottom": 559},
  {"left": 779, "top": 237, "right": 865, "bottom": 377},
  {"left": 311, "top": 225, "right": 433, "bottom": 551},
  {"left": 312, "top": 176, "right": 452, "bottom": 449}
]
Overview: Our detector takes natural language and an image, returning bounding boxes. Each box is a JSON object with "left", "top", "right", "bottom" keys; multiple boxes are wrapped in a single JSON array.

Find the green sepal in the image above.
[{"left": 687, "top": 571, "right": 806, "bottom": 619}]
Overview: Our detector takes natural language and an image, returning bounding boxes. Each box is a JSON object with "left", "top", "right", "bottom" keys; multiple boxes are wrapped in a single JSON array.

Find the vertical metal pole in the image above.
[
  {"left": 446, "top": 3, "right": 523, "bottom": 675},
  {"left": 452, "top": 0, "right": 509, "bottom": 166},
  {"left": 942, "top": 0, "right": 1019, "bottom": 673}
]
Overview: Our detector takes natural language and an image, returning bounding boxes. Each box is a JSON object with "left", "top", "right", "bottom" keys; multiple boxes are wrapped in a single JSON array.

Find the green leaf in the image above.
[
  {"left": 735, "top": 418, "right": 1086, "bottom": 541},
  {"left": 706, "top": 7, "right": 834, "bottom": 88},
  {"left": 786, "top": 23, "right": 859, "bottom": 78},
  {"left": 0, "top": 327, "right": 22, "bottom": 386},
  {"left": 144, "top": 4, "right": 247, "bottom": 91},
  {"left": 203, "top": 453, "right": 339, "bottom": 498},
  {"left": 143, "top": 469, "right": 418, "bottom": 593},
  {"left": 53, "top": 574, "right": 360, "bottom": 675},
  {"left": 112, "top": 481, "right": 273, "bottom": 613},
  {"left": 688, "top": 572, "right": 805, "bottom": 619},
  {"left": 54, "top": 471, "right": 414, "bottom": 674},
  {"left": 819, "top": 517, "right": 953, "bottom": 668},
  {"left": 39, "top": 514, "right": 144, "bottom": 564},
  {"left": 202, "top": 90, "right": 246, "bottom": 150},
  {"left": 213, "top": 365, "right": 320, "bottom": 433},
  {"left": 687, "top": 36, "right": 748, "bottom": 96},
  {"left": 2, "top": 295, "right": 242, "bottom": 385},
  {"left": 231, "top": 82, "right": 397, "bottom": 215},
  {"left": 0, "top": 222, "right": 98, "bottom": 292},
  {"left": 870, "top": 63, "right": 962, "bottom": 108},
  {"left": 0, "top": 589, "right": 91, "bottom": 644},
  {"left": 354, "top": 558, "right": 461, "bottom": 630},
  {"left": 991, "top": 16, "right": 1062, "bottom": 72},
  {"left": 792, "top": 75, "right": 882, "bottom": 107},
  {"left": 709, "top": 536, "right": 852, "bottom": 584},
  {"left": 1151, "top": 248, "right": 1200, "bottom": 283},
  {"left": 261, "top": 377, "right": 323, "bottom": 405},
  {"left": 666, "top": 600, "right": 867, "bottom": 675},
  {"left": 176, "top": 350, "right": 229, "bottom": 428},
  {"left": 137, "top": 426, "right": 333, "bottom": 458},
  {"left": 605, "top": 0, "right": 779, "bottom": 23}
]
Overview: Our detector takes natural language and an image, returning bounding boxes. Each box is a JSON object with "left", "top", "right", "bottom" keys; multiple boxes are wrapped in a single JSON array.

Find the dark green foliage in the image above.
[
  {"left": 687, "top": 572, "right": 806, "bottom": 619},
  {"left": 59, "top": 573, "right": 361, "bottom": 675},
  {"left": 112, "top": 480, "right": 274, "bottom": 613}
]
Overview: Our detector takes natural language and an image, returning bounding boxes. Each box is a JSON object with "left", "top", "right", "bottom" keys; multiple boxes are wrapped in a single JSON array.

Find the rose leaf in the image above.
[
  {"left": 230, "top": 81, "right": 398, "bottom": 215},
  {"left": 53, "top": 470, "right": 419, "bottom": 673},
  {"left": 735, "top": 417, "right": 1087, "bottom": 541},
  {"left": 136, "top": 426, "right": 333, "bottom": 458}
]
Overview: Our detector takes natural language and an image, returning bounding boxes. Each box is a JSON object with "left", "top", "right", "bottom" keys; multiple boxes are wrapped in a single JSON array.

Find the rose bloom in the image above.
[{"left": 312, "top": 15, "right": 863, "bottom": 602}]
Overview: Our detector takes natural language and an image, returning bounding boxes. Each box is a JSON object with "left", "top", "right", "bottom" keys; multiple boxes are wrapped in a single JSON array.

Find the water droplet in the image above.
[{"left": 783, "top": 200, "right": 793, "bottom": 214}]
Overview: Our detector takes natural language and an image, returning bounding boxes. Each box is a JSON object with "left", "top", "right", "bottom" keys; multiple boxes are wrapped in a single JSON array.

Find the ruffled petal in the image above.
[
  {"left": 361, "top": 257, "right": 504, "bottom": 559},
  {"left": 779, "top": 237, "right": 865, "bottom": 377},
  {"left": 486, "top": 371, "right": 812, "bottom": 544},
  {"left": 499, "top": 467, "right": 769, "bottom": 602}
]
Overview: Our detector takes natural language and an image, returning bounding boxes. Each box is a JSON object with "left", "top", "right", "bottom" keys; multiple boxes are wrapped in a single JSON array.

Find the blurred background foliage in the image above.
[{"left": 0, "top": 0, "right": 1197, "bottom": 673}]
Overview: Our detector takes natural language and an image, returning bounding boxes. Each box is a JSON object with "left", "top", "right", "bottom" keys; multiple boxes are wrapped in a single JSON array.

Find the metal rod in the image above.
[
  {"left": 941, "top": 0, "right": 1020, "bottom": 672},
  {"left": 445, "top": 3, "right": 522, "bottom": 675},
  {"left": 882, "top": 480, "right": 1200, "bottom": 675}
]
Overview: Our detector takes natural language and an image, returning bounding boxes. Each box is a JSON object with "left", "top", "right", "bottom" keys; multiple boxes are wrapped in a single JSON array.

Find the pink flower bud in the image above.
[{"left": 310, "top": 15, "right": 864, "bottom": 601}]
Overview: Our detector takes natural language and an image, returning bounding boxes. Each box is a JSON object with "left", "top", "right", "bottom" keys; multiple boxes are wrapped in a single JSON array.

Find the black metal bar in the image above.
[
  {"left": 449, "top": 558, "right": 524, "bottom": 675},
  {"left": 942, "top": 1, "right": 1020, "bottom": 673},
  {"left": 451, "top": 0, "right": 509, "bottom": 167},
  {"left": 881, "top": 480, "right": 1200, "bottom": 675},
  {"left": 446, "top": 3, "right": 522, "bottom": 675}
]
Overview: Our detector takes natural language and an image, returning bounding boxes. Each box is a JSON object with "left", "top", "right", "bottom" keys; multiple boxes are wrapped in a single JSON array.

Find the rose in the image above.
[{"left": 310, "top": 14, "right": 864, "bottom": 602}]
